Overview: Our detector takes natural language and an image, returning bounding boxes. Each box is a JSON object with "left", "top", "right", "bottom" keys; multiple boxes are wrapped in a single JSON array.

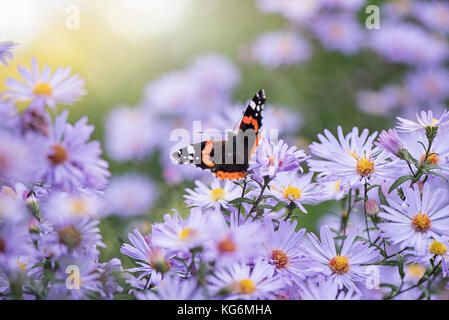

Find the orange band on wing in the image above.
[
  {"left": 201, "top": 141, "right": 215, "bottom": 167},
  {"left": 214, "top": 170, "right": 247, "bottom": 180},
  {"left": 242, "top": 116, "right": 259, "bottom": 133}
]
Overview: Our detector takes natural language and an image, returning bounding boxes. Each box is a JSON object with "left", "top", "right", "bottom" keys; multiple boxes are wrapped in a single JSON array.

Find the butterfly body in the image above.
[{"left": 172, "top": 89, "right": 265, "bottom": 180}]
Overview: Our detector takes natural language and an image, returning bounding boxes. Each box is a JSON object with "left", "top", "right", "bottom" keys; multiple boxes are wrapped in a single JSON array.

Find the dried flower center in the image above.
[
  {"left": 217, "top": 237, "right": 236, "bottom": 253},
  {"left": 0, "top": 237, "right": 5, "bottom": 253},
  {"left": 33, "top": 83, "right": 53, "bottom": 96},
  {"left": 429, "top": 240, "right": 447, "bottom": 255},
  {"left": 149, "top": 252, "right": 171, "bottom": 273},
  {"left": 282, "top": 185, "right": 302, "bottom": 201},
  {"left": 210, "top": 188, "right": 226, "bottom": 201},
  {"left": 271, "top": 249, "right": 289, "bottom": 270},
  {"left": 355, "top": 155, "right": 375, "bottom": 177},
  {"left": 412, "top": 213, "right": 431, "bottom": 232},
  {"left": 329, "top": 255, "right": 349, "bottom": 274},
  {"left": 48, "top": 144, "right": 68, "bottom": 165},
  {"left": 58, "top": 225, "right": 82, "bottom": 249},
  {"left": 178, "top": 227, "right": 197, "bottom": 241},
  {"left": 420, "top": 153, "right": 439, "bottom": 165},
  {"left": 235, "top": 279, "right": 256, "bottom": 295}
]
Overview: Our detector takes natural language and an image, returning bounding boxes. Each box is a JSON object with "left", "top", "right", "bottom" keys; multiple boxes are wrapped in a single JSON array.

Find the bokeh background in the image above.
[{"left": 2, "top": 0, "right": 448, "bottom": 265}]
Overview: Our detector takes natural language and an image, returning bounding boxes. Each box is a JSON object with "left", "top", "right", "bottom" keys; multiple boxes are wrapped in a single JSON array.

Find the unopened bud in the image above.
[
  {"left": 365, "top": 199, "right": 380, "bottom": 218},
  {"left": 26, "top": 196, "right": 40, "bottom": 220}
]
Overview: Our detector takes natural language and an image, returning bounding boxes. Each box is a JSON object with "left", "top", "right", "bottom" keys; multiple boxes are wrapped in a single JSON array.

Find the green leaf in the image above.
[
  {"left": 378, "top": 185, "right": 388, "bottom": 206},
  {"left": 426, "top": 171, "right": 448, "bottom": 182},
  {"left": 397, "top": 254, "right": 405, "bottom": 279},
  {"left": 228, "top": 197, "right": 254, "bottom": 206},
  {"left": 388, "top": 175, "right": 414, "bottom": 193}
]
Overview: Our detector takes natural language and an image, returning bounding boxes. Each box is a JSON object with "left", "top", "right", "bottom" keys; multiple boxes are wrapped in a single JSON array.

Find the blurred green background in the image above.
[{"left": 1, "top": 0, "right": 395, "bottom": 264}]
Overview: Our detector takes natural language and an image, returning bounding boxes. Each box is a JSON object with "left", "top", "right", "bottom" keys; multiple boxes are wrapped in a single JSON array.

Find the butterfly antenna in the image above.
[{"left": 233, "top": 109, "right": 245, "bottom": 133}]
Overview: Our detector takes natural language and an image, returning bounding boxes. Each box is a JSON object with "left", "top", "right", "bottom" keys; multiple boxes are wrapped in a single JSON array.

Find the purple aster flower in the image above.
[
  {"left": 104, "top": 174, "right": 157, "bottom": 217},
  {"left": 207, "top": 259, "right": 285, "bottom": 299},
  {"left": 356, "top": 85, "right": 410, "bottom": 116},
  {"left": 0, "top": 41, "right": 16, "bottom": 66},
  {"left": 320, "top": 0, "right": 364, "bottom": 10},
  {"left": 256, "top": 0, "right": 321, "bottom": 21},
  {"left": 308, "top": 126, "right": 395, "bottom": 188},
  {"left": 184, "top": 178, "right": 241, "bottom": 210},
  {"left": 378, "top": 184, "right": 449, "bottom": 252},
  {"left": 250, "top": 138, "right": 307, "bottom": 178},
  {"left": 413, "top": 1, "right": 449, "bottom": 35},
  {"left": 407, "top": 239, "right": 449, "bottom": 278},
  {"left": 309, "top": 14, "right": 364, "bottom": 54},
  {"left": 95, "top": 258, "right": 124, "bottom": 299},
  {"left": 251, "top": 31, "right": 311, "bottom": 68},
  {"left": 305, "top": 225, "right": 380, "bottom": 292},
  {"left": 396, "top": 110, "right": 449, "bottom": 132},
  {"left": 138, "top": 276, "right": 204, "bottom": 300},
  {"left": 369, "top": 23, "right": 449, "bottom": 65},
  {"left": 43, "top": 191, "right": 104, "bottom": 220},
  {"left": 4, "top": 57, "right": 86, "bottom": 108},
  {"left": 404, "top": 68, "right": 449, "bottom": 105},
  {"left": 0, "top": 254, "right": 32, "bottom": 298},
  {"left": 43, "top": 110, "right": 110, "bottom": 192},
  {"left": 299, "top": 276, "right": 360, "bottom": 300},
  {"left": 262, "top": 220, "right": 315, "bottom": 285},
  {"left": 151, "top": 208, "right": 214, "bottom": 254},
  {"left": 105, "top": 106, "right": 161, "bottom": 162},
  {"left": 268, "top": 172, "right": 324, "bottom": 213},
  {"left": 120, "top": 228, "right": 183, "bottom": 282},
  {"left": 204, "top": 212, "right": 265, "bottom": 265},
  {"left": 40, "top": 205, "right": 105, "bottom": 258}
]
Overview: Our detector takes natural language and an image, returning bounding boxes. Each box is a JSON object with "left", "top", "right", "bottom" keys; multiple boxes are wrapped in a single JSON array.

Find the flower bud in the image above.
[
  {"left": 26, "top": 196, "right": 40, "bottom": 220},
  {"left": 378, "top": 129, "right": 407, "bottom": 159},
  {"left": 365, "top": 199, "right": 380, "bottom": 218}
]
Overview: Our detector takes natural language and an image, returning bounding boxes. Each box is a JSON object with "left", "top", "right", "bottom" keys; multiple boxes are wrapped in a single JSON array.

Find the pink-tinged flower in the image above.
[
  {"left": 268, "top": 172, "right": 323, "bottom": 213},
  {"left": 251, "top": 31, "right": 311, "bottom": 68},
  {"left": 105, "top": 174, "right": 158, "bottom": 217},
  {"left": 0, "top": 41, "right": 16, "bottom": 66},
  {"left": 251, "top": 138, "right": 307, "bottom": 178},
  {"left": 256, "top": 0, "right": 321, "bottom": 21},
  {"left": 308, "top": 126, "right": 394, "bottom": 188},
  {"left": 43, "top": 110, "right": 110, "bottom": 192},
  {"left": 151, "top": 208, "right": 214, "bottom": 254},
  {"left": 204, "top": 212, "right": 265, "bottom": 265},
  {"left": 299, "top": 276, "right": 360, "bottom": 300},
  {"left": 207, "top": 259, "right": 285, "bottom": 299},
  {"left": 413, "top": 1, "right": 449, "bottom": 34},
  {"left": 138, "top": 276, "right": 204, "bottom": 300},
  {"left": 404, "top": 68, "right": 449, "bottom": 105},
  {"left": 105, "top": 106, "right": 162, "bottom": 162},
  {"left": 184, "top": 179, "right": 241, "bottom": 210},
  {"left": 369, "top": 23, "right": 449, "bottom": 65},
  {"left": 356, "top": 86, "right": 410, "bottom": 116},
  {"left": 396, "top": 110, "right": 449, "bottom": 132},
  {"left": 305, "top": 226, "right": 380, "bottom": 292},
  {"left": 263, "top": 220, "right": 315, "bottom": 284},
  {"left": 309, "top": 14, "right": 364, "bottom": 54},
  {"left": 378, "top": 184, "right": 449, "bottom": 252},
  {"left": 4, "top": 57, "right": 86, "bottom": 108}
]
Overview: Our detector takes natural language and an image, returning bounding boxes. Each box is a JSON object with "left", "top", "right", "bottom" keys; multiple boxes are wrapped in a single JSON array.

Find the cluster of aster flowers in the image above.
[
  {"left": 248, "top": 0, "right": 449, "bottom": 118},
  {"left": 121, "top": 108, "right": 449, "bottom": 300},
  {"left": 0, "top": 43, "right": 124, "bottom": 299}
]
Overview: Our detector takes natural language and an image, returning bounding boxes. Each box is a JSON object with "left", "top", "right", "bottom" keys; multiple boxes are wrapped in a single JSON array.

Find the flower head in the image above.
[{"left": 184, "top": 179, "right": 240, "bottom": 210}]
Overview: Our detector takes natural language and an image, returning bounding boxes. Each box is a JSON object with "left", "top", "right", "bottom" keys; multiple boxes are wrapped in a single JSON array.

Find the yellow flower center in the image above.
[
  {"left": 356, "top": 155, "right": 375, "bottom": 177},
  {"left": 271, "top": 249, "right": 289, "bottom": 270},
  {"left": 407, "top": 264, "right": 426, "bottom": 278},
  {"left": 33, "top": 83, "right": 53, "bottom": 96},
  {"left": 48, "top": 144, "right": 68, "bottom": 165},
  {"left": 334, "top": 180, "right": 341, "bottom": 192},
  {"left": 217, "top": 237, "right": 236, "bottom": 253},
  {"left": 17, "top": 260, "right": 28, "bottom": 272},
  {"left": 420, "top": 153, "right": 439, "bottom": 165},
  {"left": 412, "top": 213, "right": 431, "bottom": 232},
  {"left": 210, "top": 188, "right": 226, "bottom": 201},
  {"left": 429, "top": 240, "right": 447, "bottom": 256},
  {"left": 58, "top": 225, "right": 82, "bottom": 249},
  {"left": 282, "top": 185, "right": 302, "bottom": 201},
  {"left": 329, "top": 255, "right": 350, "bottom": 274},
  {"left": 179, "top": 227, "right": 197, "bottom": 241},
  {"left": 235, "top": 279, "right": 256, "bottom": 295}
]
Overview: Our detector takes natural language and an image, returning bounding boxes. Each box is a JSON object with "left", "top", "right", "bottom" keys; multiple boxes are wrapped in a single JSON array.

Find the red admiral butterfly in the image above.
[{"left": 172, "top": 89, "right": 265, "bottom": 180}]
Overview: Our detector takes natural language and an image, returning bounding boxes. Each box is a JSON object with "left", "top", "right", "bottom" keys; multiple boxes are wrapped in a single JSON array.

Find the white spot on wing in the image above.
[{"left": 250, "top": 101, "right": 256, "bottom": 109}]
